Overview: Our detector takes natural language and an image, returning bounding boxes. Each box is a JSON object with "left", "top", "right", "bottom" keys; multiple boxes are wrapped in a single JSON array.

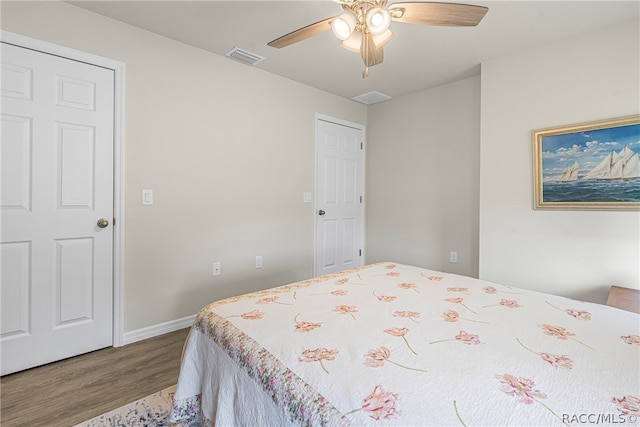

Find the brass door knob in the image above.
[{"left": 97, "top": 218, "right": 109, "bottom": 228}]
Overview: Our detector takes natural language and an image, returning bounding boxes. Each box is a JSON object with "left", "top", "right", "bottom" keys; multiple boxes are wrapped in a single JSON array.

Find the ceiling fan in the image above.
[{"left": 268, "top": 1, "right": 488, "bottom": 77}]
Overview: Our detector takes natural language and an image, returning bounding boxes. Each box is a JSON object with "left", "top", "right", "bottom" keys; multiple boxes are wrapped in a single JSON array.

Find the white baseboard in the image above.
[{"left": 121, "top": 314, "right": 196, "bottom": 346}]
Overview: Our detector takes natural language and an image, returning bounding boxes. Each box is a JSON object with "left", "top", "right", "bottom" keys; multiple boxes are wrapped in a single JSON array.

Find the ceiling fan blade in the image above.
[
  {"left": 361, "top": 33, "right": 384, "bottom": 68},
  {"left": 268, "top": 16, "right": 336, "bottom": 48},
  {"left": 389, "top": 2, "right": 488, "bottom": 27}
]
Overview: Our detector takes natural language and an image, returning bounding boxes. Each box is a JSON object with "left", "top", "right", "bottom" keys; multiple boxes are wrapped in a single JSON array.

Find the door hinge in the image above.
[
  {"left": 360, "top": 195, "right": 363, "bottom": 203},
  {"left": 359, "top": 249, "right": 362, "bottom": 256},
  {"left": 360, "top": 142, "right": 363, "bottom": 150}
]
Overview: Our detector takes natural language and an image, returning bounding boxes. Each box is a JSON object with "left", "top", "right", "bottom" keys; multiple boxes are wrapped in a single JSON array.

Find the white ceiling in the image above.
[{"left": 68, "top": 1, "right": 639, "bottom": 101}]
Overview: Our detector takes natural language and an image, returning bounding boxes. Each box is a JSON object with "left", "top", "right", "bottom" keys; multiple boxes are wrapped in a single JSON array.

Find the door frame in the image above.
[
  {"left": 313, "top": 113, "right": 366, "bottom": 277},
  {"left": 1, "top": 31, "right": 126, "bottom": 347}
]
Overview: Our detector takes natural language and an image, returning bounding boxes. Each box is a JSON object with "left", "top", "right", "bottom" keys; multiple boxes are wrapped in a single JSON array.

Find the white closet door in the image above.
[
  {"left": 315, "top": 117, "right": 365, "bottom": 276},
  {"left": 1, "top": 42, "right": 115, "bottom": 375}
]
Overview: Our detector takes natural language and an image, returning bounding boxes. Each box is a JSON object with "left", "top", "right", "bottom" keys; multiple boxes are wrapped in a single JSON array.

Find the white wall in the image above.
[
  {"left": 479, "top": 19, "right": 640, "bottom": 303},
  {"left": 1, "top": 1, "right": 367, "bottom": 332},
  {"left": 366, "top": 76, "right": 481, "bottom": 277},
  {"left": 3, "top": 1, "right": 636, "bottom": 338}
]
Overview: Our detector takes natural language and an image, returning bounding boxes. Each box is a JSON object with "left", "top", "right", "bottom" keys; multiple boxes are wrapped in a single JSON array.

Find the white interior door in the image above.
[
  {"left": 1, "top": 42, "right": 115, "bottom": 375},
  {"left": 314, "top": 115, "right": 365, "bottom": 276}
]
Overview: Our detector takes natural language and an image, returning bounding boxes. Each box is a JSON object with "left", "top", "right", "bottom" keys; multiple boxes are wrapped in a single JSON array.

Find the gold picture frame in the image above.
[{"left": 532, "top": 115, "right": 640, "bottom": 211}]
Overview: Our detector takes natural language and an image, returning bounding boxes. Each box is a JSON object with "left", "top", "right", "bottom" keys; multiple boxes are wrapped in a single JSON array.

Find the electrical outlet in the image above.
[
  {"left": 255, "top": 256, "right": 263, "bottom": 269},
  {"left": 449, "top": 251, "right": 458, "bottom": 264},
  {"left": 212, "top": 262, "right": 221, "bottom": 276}
]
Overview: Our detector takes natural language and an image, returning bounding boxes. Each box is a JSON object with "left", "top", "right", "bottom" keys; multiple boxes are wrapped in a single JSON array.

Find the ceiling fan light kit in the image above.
[{"left": 268, "top": 1, "right": 488, "bottom": 78}]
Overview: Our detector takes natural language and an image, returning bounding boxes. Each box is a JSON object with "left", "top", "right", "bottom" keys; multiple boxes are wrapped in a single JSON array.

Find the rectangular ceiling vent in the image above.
[
  {"left": 225, "top": 47, "right": 264, "bottom": 66},
  {"left": 351, "top": 91, "right": 392, "bottom": 105}
]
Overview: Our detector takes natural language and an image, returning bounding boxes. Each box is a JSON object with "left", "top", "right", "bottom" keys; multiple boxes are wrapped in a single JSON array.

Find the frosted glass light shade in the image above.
[
  {"left": 331, "top": 13, "right": 357, "bottom": 41},
  {"left": 372, "top": 29, "right": 393, "bottom": 47},
  {"left": 341, "top": 31, "right": 362, "bottom": 52},
  {"left": 366, "top": 7, "right": 391, "bottom": 35}
]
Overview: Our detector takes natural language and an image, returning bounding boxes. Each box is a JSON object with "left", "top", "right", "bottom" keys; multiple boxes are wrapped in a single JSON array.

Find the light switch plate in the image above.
[
  {"left": 303, "top": 192, "right": 312, "bottom": 204},
  {"left": 142, "top": 189, "right": 154, "bottom": 206}
]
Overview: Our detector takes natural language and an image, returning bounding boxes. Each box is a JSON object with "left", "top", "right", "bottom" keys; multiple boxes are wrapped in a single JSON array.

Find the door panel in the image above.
[
  {"left": 1, "top": 42, "right": 115, "bottom": 375},
  {"left": 0, "top": 242, "right": 31, "bottom": 338},
  {"left": 315, "top": 117, "right": 364, "bottom": 276}
]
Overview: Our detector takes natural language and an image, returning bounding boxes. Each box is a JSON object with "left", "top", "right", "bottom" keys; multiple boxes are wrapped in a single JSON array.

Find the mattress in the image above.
[{"left": 170, "top": 262, "right": 640, "bottom": 426}]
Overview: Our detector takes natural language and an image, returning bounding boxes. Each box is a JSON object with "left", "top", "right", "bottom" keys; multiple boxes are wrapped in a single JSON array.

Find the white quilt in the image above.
[{"left": 170, "top": 262, "right": 640, "bottom": 426}]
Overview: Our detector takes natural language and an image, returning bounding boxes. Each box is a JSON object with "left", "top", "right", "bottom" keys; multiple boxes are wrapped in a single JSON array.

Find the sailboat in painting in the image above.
[
  {"left": 583, "top": 145, "right": 640, "bottom": 180},
  {"left": 557, "top": 161, "right": 580, "bottom": 182}
]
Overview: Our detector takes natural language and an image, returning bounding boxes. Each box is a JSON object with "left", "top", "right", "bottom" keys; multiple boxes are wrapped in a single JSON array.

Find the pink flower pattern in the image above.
[
  {"left": 546, "top": 301, "right": 592, "bottom": 320},
  {"left": 538, "top": 324, "right": 575, "bottom": 340},
  {"left": 361, "top": 385, "right": 399, "bottom": 420},
  {"left": 384, "top": 327, "right": 417, "bottom": 354},
  {"left": 397, "top": 282, "right": 418, "bottom": 293},
  {"left": 299, "top": 348, "right": 338, "bottom": 373},
  {"left": 540, "top": 353, "right": 573, "bottom": 370},
  {"left": 539, "top": 324, "right": 593, "bottom": 349},
  {"left": 500, "top": 299, "right": 521, "bottom": 308},
  {"left": 373, "top": 291, "right": 397, "bottom": 302},
  {"left": 517, "top": 337, "right": 573, "bottom": 370},
  {"left": 333, "top": 305, "right": 358, "bottom": 320},
  {"left": 565, "top": 309, "right": 591, "bottom": 320},
  {"left": 612, "top": 395, "right": 640, "bottom": 416},
  {"left": 621, "top": 335, "right": 640, "bottom": 346},
  {"left": 364, "top": 347, "right": 390, "bottom": 367},
  {"left": 384, "top": 327, "right": 409, "bottom": 337},
  {"left": 363, "top": 347, "right": 427, "bottom": 372},
  {"left": 441, "top": 309, "right": 487, "bottom": 324},
  {"left": 257, "top": 296, "right": 278, "bottom": 304},
  {"left": 442, "top": 310, "right": 460, "bottom": 322},
  {"left": 483, "top": 299, "right": 522, "bottom": 309},
  {"left": 445, "top": 297, "right": 477, "bottom": 314},
  {"left": 295, "top": 321, "right": 321, "bottom": 332},
  {"left": 496, "top": 373, "right": 546, "bottom": 404},
  {"left": 455, "top": 331, "right": 481, "bottom": 345},
  {"left": 293, "top": 313, "right": 321, "bottom": 332},
  {"left": 430, "top": 331, "right": 482, "bottom": 345},
  {"left": 393, "top": 310, "right": 421, "bottom": 323},
  {"left": 256, "top": 296, "right": 292, "bottom": 305},
  {"left": 240, "top": 310, "right": 264, "bottom": 320}
]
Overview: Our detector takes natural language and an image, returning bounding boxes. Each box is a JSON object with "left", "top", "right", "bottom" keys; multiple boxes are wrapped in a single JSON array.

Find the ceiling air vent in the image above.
[
  {"left": 351, "top": 91, "right": 392, "bottom": 105},
  {"left": 225, "top": 47, "right": 264, "bottom": 66}
]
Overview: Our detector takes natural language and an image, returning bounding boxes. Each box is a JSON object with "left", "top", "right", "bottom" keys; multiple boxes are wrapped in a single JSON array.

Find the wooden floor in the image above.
[{"left": 1, "top": 328, "right": 190, "bottom": 427}]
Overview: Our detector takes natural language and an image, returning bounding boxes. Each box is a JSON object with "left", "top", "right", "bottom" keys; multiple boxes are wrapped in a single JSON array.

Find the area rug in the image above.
[{"left": 73, "top": 385, "right": 177, "bottom": 427}]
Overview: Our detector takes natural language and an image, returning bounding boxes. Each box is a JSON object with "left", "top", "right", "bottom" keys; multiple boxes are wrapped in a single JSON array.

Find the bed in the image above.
[{"left": 169, "top": 262, "right": 640, "bottom": 426}]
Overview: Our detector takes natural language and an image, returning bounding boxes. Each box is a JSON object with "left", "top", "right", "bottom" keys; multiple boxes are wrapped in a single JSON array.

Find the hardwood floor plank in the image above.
[{"left": 1, "top": 328, "right": 189, "bottom": 427}]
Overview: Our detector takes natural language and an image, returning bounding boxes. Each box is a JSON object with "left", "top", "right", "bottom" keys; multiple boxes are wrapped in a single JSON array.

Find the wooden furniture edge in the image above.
[{"left": 606, "top": 285, "right": 640, "bottom": 314}]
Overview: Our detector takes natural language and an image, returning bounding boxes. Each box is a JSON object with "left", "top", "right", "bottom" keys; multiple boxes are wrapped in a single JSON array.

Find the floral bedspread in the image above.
[{"left": 170, "top": 262, "right": 640, "bottom": 426}]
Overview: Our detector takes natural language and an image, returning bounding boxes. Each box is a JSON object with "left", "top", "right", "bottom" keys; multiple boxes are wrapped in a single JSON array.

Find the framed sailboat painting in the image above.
[{"left": 533, "top": 115, "right": 640, "bottom": 210}]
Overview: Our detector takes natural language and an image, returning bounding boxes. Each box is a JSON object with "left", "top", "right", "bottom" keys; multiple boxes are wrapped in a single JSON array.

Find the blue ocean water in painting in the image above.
[{"left": 543, "top": 179, "right": 640, "bottom": 202}]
